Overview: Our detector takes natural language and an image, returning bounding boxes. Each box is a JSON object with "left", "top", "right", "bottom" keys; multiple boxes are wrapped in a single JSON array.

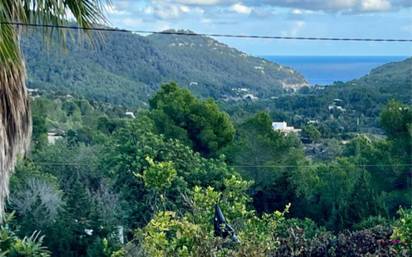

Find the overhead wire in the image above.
[
  {"left": 1, "top": 21, "right": 412, "bottom": 42},
  {"left": 4, "top": 20, "right": 411, "bottom": 170}
]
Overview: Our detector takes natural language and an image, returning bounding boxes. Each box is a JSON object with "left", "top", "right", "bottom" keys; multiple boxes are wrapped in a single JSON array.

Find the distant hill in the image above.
[
  {"left": 221, "top": 57, "right": 412, "bottom": 134},
  {"left": 320, "top": 57, "right": 412, "bottom": 114},
  {"left": 21, "top": 29, "right": 307, "bottom": 106},
  {"left": 348, "top": 57, "right": 412, "bottom": 102}
]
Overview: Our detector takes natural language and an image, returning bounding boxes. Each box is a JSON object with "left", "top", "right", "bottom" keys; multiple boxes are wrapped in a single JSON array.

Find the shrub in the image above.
[
  {"left": 392, "top": 208, "right": 412, "bottom": 256},
  {"left": 0, "top": 214, "right": 50, "bottom": 257},
  {"left": 273, "top": 225, "right": 395, "bottom": 257}
]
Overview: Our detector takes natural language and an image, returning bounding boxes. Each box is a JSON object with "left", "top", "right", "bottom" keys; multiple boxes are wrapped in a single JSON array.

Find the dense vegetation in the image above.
[
  {"left": 0, "top": 26, "right": 409, "bottom": 256},
  {"left": 22, "top": 29, "right": 306, "bottom": 106},
  {"left": 221, "top": 57, "right": 412, "bottom": 137},
  {"left": 3, "top": 77, "right": 411, "bottom": 256}
]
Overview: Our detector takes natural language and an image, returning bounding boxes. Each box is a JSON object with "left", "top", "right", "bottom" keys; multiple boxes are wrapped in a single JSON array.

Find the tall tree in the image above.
[
  {"left": 0, "top": 0, "right": 107, "bottom": 219},
  {"left": 150, "top": 83, "right": 235, "bottom": 156}
]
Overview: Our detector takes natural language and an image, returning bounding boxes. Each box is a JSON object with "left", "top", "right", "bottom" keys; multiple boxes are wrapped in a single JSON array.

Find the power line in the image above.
[{"left": 2, "top": 21, "right": 412, "bottom": 43}]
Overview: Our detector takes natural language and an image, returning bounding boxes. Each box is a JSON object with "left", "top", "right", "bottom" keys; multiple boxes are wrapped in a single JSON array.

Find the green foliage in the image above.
[
  {"left": 105, "top": 114, "right": 236, "bottom": 228},
  {"left": 274, "top": 225, "right": 396, "bottom": 257},
  {"left": 138, "top": 157, "right": 177, "bottom": 192},
  {"left": 141, "top": 211, "right": 200, "bottom": 257},
  {"left": 275, "top": 218, "right": 325, "bottom": 239},
  {"left": 138, "top": 176, "right": 287, "bottom": 257},
  {"left": 31, "top": 101, "right": 48, "bottom": 150},
  {"left": 222, "top": 58, "right": 412, "bottom": 138},
  {"left": 8, "top": 161, "right": 63, "bottom": 236},
  {"left": 150, "top": 83, "right": 235, "bottom": 156},
  {"left": 392, "top": 208, "right": 412, "bottom": 254},
  {"left": 293, "top": 158, "right": 385, "bottom": 230},
  {"left": 22, "top": 29, "right": 306, "bottom": 106},
  {"left": 222, "top": 112, "right": 305, "bottom": 214},
  {"left": 380, "top": 100, "right": 412, "bottom": 158},
  {"left": 8, "top": 80, "right": 411, "bottom": 256},
  {"left": 0, "top": 214, "right": 50, "bottom": 257},
  {"left": 353, "top": 216, "right": 391, "bottom": 230},
  {"left": 301, "top": 123, "right": 321, "bottom": 143}
]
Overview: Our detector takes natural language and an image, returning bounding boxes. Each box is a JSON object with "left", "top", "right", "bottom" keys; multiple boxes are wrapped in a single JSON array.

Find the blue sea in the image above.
[{"left": 263, "top": 56, "right": 409, "bottom": 85}]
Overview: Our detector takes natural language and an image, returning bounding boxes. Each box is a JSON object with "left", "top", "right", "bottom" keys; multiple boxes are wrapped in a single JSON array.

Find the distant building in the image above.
[
  {"left": 117, "top": 226, "right": 124, "bottom": 245},
  {"left": 27, "top": 88, "right": 41, "bottom": 98},
  {"left": 313, "top": 85, "right": 326, "bottom": 90},
  {"left": 125, "top": 111, "right": 135, "bottom": 118},
  {"left": 243, "top": 94, "right": 259, "bottom": 101},
  {"left": 272, "top": 122, "right": 301, "bottom": 134},
  {"left": 27, "top": 88, "right": 39, "bottom": 94},
  {"left": 328, "top": 105, "right": 346, "bottom": 112},
  {"left": 307, "top": 120, "right": 319, "bottom": 124},
  {"left": 47, "top": 132, "right": 63, "bottom": 145},
  {"left": 328, "top": 99, "right": 345, "bottom": 112}
]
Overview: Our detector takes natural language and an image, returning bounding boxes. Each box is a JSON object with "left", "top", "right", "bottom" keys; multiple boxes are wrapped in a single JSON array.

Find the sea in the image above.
[{"left": 263, "top": 56, "right": 409, "bottom": 85}]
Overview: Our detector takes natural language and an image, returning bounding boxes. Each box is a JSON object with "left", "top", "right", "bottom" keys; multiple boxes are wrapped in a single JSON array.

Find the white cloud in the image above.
[
  {"left": 180, "top": 5, "right": 191, "bottom": 12},
  {"left": 230, "top": 3, "right": 252, "bottom": 14},
  {"left": 142, "top": 3, "right": 197, "bottom": 19},
  {"left": 107, "top": 0, "right": 412, "bottom": 28},
  {"left": 253, "top": 0, "right": 409, "bottom": 13},
  {"left": 290, "top": 8, "right": 316, "bottom": 16},
  {"left": 291, "top": 9, "right": 303, "bottom": 15},
  {"left": 333, "top": 0, "right": 358, "bottom": 9},
  {"left": 108, "top": 0, "right": 412, "bottom": 25},
  {"left": 105, "top": 4, "right": 129, "bottom": 15},
  {"left": 281, "top": 20, "right": 306, "bottom": 36},
  {"left": 360, "top": 0, "right": 392, "bottom": 11},
  {"left": 289, "top": 21, "right": 305, "bottom": 36},
  {"left": 175, "top": 0, "right": 224, "bottom": 5},
  {"left": 122, "top": 18, "right": 144, "bottom": 26}
]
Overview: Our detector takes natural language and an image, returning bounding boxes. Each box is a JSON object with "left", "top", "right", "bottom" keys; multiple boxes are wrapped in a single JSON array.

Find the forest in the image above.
[
  {"left": 2, "top": 81, "right": 411, "bottom": 256},
  {"left": 21, "top": 28, "right": 306, "bottom": 106}
]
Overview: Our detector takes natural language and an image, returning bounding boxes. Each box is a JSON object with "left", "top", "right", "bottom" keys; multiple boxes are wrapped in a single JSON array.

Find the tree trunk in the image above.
[{"left": 0, "top": 60, "right": 31, "bottom": 220}]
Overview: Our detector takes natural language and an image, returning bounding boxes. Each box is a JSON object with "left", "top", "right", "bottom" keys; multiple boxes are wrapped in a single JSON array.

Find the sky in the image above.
[{"left": 104, "top": 0, "right": 412, "bottom": 56}]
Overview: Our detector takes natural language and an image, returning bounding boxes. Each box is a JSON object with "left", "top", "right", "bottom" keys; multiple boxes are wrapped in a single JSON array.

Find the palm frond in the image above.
[
  {"left": 0, "top": 0, "right": 109, "bottom": 221},
  {"left": 0, "top": 56, "right": 30, "bottom": 221}
]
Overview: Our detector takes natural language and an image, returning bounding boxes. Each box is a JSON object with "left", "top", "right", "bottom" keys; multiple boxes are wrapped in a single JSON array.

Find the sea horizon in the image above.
[{"left": 262, "top": 55, "right": 409, "bottom": 85}]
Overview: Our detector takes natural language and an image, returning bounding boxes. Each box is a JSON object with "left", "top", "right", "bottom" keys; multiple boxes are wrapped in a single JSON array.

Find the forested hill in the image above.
[
  {"left": 222, "top": 57, "right": 412, "bottom": 134},
  {"left": 349, "top": 57, "right": 412, "bottom": 102},
  {"left": 21, "top": 29, "right": 307, "bottom": 106}
]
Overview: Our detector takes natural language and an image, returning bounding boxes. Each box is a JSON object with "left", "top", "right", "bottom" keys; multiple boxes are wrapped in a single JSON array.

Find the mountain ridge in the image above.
[{"left": 21, "top": 28, "right": 307, "bottom": 106}]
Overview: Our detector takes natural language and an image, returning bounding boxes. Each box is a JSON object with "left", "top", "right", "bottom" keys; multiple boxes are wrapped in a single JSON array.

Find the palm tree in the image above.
[{"left": 0, "top": 0, "right": 108, "bottom": 219}]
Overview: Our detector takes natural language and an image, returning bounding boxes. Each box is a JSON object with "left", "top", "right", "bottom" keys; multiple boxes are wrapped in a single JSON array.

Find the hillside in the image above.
[
  {"left": 221, "top": 57, "right": 412, "bottom": 134},
  {"left": 349, "top": 57, "right": 412, "bottom": 102},
  {"left": 21, "top": 29, "right": 307, "bottom": 106}
]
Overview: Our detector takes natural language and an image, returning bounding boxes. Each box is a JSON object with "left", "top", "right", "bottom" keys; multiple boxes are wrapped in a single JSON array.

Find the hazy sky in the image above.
[{"left": 106, "top": 0, "right": 412, "bottom": 56}]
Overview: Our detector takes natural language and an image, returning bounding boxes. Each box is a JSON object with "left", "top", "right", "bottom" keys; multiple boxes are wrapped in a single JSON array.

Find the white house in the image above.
[
  {"left": 125, "top": 112, "right": 135, "bottom": 118},
  {"left": 47, "top": 132, "right": 63, "bottom": 145},
  {"left": 272, "top": 122, "right": 301, "bottom": 134}
]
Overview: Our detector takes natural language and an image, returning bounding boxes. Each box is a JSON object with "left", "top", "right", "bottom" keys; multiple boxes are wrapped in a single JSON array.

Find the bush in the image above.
[
  {"left": 133, "top": 176, "right": 288, "bottom": 257},
  {"left": 392, "top": 208, "right": 412, "bottom": 256},
  {"left": 273, "top": 225, "right": 396, "bottom": 257},
  {"left": 353, "top": 216, "right": 391, "bottom": 230},
  {"left": 0, "top": 214, "right": 50, "bottom": 257}
]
